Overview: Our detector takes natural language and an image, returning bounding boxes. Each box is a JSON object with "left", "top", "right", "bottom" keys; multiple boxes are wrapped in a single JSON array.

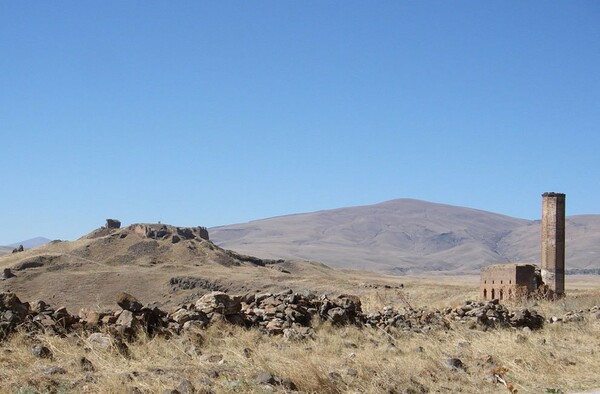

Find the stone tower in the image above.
[{"left": 541, "top": 192, "right": 566, "bottom": 296}]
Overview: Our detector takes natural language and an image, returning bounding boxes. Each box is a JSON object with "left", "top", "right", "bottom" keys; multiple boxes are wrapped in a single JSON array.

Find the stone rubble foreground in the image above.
[{"left": 1, "top": 290, "right": 596, "bottom": 342}]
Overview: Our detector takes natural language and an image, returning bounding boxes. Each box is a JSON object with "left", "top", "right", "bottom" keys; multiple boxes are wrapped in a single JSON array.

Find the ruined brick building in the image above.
[{"left": 480, "top": 192, "right": 566, "bottom": 301}]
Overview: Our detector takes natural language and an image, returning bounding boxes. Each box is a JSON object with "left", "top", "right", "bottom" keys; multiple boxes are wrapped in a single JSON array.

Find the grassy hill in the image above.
[{"left": 0, "top": 223, "right": 365, "bottom": 311}]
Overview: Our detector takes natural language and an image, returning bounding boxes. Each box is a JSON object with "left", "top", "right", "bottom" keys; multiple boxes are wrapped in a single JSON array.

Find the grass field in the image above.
[{"left": 1, "top": 275, "right": 599, "bottom": 394}]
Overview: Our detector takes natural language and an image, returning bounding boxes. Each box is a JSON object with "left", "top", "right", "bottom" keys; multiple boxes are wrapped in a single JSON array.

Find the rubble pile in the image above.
[
  {"left": 365, "top": 306, "right": 450, "bottom": 332},
  {"left": 445, "top": 299, "right": 546, "bottom": 330},
  {"left": 2, "top": 290, "right": 597, "bottom": 342},
  {"left": 169, "top": 290, "right": 363, "bottom": 337}
]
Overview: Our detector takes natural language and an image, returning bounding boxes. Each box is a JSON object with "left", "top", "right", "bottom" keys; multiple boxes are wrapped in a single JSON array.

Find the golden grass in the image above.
[{"left": 1, "top": 277, "right": 599, "bottom": 394}]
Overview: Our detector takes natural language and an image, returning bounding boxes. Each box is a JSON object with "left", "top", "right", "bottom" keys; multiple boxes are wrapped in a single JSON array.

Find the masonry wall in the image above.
[{"left": 480, "top": 264, "right": 536, "bottom": 301}]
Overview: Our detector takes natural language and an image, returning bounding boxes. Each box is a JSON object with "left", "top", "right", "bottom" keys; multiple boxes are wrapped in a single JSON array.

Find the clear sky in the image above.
[{"left": 1, "top": 2, "right": 599, "bottom": 244}]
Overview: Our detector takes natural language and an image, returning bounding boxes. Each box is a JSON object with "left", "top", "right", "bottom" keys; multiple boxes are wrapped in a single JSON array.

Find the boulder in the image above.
[
  {"left": 86, "top": 333, "right": 112, "bottom": 349},
  {"left": 195, "top": 292, "right": 241, "bottom": 315},
  {"left": 1, "top": 268, "right": 15, "bottom": 279},
  {"left": 0, "top": 292, "right": 29, "bottom": 319},
  {"left": 79, "top": 308, "right": 101, "bottom": 326},
  {"left": 170, "top": 308, "right": 207, "bottom": 325},
  {"left": 327, "top": 307, "right": 350, "bottom": 325},
  {"left": 116, "top": 310, "right": 137, "bottom": 330},
  {"left": 53, "top": 306, "right": 77, "bottom": 326},
  {"left": 116, "top": 292, "right": 143, "bottom": 312}
]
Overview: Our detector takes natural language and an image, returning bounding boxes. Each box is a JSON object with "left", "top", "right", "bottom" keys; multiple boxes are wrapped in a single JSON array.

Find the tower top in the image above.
[{"left": 542, "top": 192, "right": 566, "bottom": 198}]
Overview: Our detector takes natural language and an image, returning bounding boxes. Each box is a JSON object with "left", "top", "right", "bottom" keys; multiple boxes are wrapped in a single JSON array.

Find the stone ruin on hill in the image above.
[
  {"left": 105, "top": 219, "right": 121, "bottom": 229},
  {"left": 129, "top": 223, "right": 210, "bottom": 242},
  {"left": 100, "top": 219, "right": 210, "bottom": 243},
  {"left": 480, "top": 193, "right": 566, "bottom": 302}
]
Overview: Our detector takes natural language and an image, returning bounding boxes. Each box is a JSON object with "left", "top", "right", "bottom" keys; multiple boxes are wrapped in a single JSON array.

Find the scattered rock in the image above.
[
  {"left": 199, "top": 354, "right": 223, "bottom": 363},
  {"left": 444, "top": 357, "right": 466, "bottom": 371},
  {"left": 86, "top": 333, "right": 112, "bottom": 349},
  {"left": 31, "top": 344, "right": 52, "bottom": 359},
  {"left": 41, "top": 366, "right": 67, "bottom": 375},
  {"left": 256, "top": 372, "right": 276, "bottom": 385},
  {"left": 515, "top": 334, "right": 528, "bottom": 343},
  {"left": 328, "top": 371, "right": 342, "bottom": 381},
  {"left": 79, "top": 356, "right": 95, "bottom": 372}
]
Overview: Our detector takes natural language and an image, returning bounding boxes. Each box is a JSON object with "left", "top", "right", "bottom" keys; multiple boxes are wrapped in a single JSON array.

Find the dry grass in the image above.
[{"left": 1, "top": 277, "right": 599, "bottom": 394}]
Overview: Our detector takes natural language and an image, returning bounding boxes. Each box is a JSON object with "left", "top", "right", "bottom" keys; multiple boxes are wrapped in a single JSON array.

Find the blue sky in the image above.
[{"left": 1, "top": 2, "right": 599, "bottom": 244}]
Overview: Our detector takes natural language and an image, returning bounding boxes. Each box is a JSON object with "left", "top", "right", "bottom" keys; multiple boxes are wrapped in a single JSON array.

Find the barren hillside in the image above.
[
  {"left": 0, "top": 223, "right": 362, "bottom": 311},
  {"left": 210, "top": 199, "right": 600, "bottom": 274}
]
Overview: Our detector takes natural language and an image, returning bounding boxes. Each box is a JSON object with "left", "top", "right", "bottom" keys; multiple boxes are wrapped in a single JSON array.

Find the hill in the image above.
[
  {"left": 0, "top": 223, "right": 357, "bottom": 311},
  {"left": 210, "top": 199, "right": 600, "bottom": 274}
]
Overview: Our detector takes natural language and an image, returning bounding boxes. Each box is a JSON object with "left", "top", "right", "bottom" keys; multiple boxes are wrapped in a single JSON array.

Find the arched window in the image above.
[
  {"left": 499, "top": 289, "right": 504, "bottom": 300},
  {"left": 491, "top": 288, "right": 495, "bottom": 299},
  {"left": 509, "top": 280, "right": 512, "bottom": 284},
  {"left": 483, "top": 289, "right": 488, "bottom": 299},
  {"left": 500, "top": 280, "right": 503, "bottom": 284}
]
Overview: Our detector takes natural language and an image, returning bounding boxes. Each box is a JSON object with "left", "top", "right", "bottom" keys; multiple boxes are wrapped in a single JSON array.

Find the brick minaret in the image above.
[{"left": 541, "top": 192, "right": 566, "bottom": 296}]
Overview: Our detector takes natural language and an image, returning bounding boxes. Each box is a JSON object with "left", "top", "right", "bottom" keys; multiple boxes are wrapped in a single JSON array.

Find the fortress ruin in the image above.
[{"left": 480, "top": 192, "right": 566, "bottom": 301}]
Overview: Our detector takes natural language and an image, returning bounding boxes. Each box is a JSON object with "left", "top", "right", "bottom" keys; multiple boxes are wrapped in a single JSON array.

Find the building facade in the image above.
[{"left": 480, "top": 263, "right": 539, "bottom": 301}]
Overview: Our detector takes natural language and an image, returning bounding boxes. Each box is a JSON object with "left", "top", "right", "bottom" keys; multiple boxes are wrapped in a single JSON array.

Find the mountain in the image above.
[
  {"left": 209, "top": 199, "right": 600, "bottom": 274},
  {"left": 8, "top": 237, "right": 52, "bottom": 249},
  {"left": 0, "top": 237, "right": 52, "bottom": 257}
]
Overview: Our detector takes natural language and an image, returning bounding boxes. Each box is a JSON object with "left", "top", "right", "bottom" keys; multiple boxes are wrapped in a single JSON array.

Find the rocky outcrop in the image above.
[{"left": 106, "top": 219, "right": 121, "bottom": 229}]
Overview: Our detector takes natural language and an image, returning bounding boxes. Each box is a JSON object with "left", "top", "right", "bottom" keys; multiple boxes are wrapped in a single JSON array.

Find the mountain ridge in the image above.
[
  {"left": 7, "top": 237, "right": 52, "bottom": 249},
  {"left": 210, "top": 198, "right": 600, "bottom": 274}
]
